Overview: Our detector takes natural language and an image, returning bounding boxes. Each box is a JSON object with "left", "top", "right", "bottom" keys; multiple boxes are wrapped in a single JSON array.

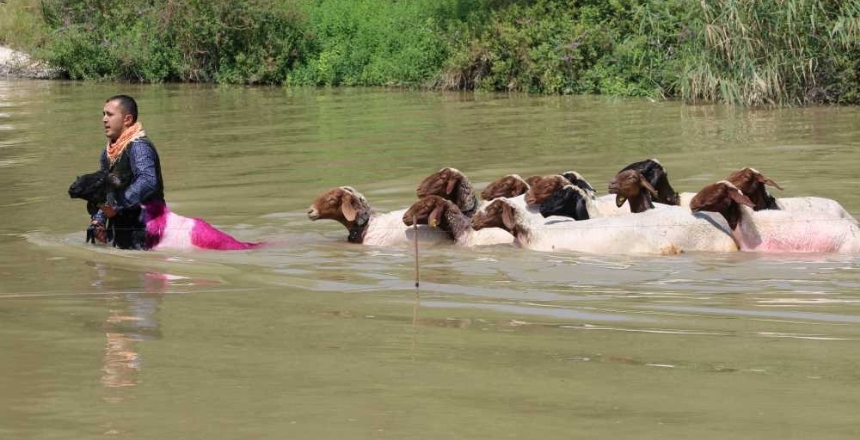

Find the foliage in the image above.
[
  {"left": 0, "top": 0, "right": 48, "bottom": 49},
  {"left": 286, "top": 0, "right": 451, "bottom": 87},
  {"left": 2, "top": 0, "right": 860, "bottom": 105},
  {"left": 34, "top": 0, "right": 312, "bottom": 83}
]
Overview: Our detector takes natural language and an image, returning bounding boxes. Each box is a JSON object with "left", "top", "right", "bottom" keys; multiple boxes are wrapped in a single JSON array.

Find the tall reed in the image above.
[{"left": 675, "top": 0, "right": 860, "bottom": 105}]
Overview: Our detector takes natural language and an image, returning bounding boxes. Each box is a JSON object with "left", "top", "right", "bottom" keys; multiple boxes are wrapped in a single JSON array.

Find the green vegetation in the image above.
[{"left": 2, "top": 0, "right": 860, "bottom": 105}]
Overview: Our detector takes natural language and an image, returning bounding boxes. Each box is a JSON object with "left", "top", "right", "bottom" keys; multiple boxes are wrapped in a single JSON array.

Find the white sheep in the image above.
[
  {"left": 690, "top": 180, "right": 860, "bottom": 253},
  {"left": 402, "top": 195, "right": 514, "bottom": 246},
  {"left": 307, "top": 186, "right": 450, "bottom": 246},
  {"left": 728, "top": 167, "right": 857, "bottom": 224},
  {"left": 471, "top": 197, "right": 739, "bottom": 255}
]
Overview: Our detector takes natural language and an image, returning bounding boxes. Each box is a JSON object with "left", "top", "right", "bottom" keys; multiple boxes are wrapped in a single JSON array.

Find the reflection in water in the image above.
[{"left": 97, "top": 270, "right": 170, "bottom": 394}]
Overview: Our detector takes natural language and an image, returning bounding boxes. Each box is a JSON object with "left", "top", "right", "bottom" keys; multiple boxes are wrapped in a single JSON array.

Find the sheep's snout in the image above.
[{"left": 307, "top": 205, "right": 320, "bottom": 220}]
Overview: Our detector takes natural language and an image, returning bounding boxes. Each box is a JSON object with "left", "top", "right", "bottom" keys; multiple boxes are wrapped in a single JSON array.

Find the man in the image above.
[{"left": 91, "top": 95, "right": 165, "bottom": 249}]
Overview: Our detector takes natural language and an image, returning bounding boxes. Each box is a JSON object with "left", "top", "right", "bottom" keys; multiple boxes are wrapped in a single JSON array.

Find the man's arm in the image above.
[{"left": 114, "top": 140, "right": 159, "bottom": 211}]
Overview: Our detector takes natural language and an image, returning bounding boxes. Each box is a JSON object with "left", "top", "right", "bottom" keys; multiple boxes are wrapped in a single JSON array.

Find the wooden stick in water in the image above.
[{"left": 412, "top": 215, "right": 420, "bottom": 355}]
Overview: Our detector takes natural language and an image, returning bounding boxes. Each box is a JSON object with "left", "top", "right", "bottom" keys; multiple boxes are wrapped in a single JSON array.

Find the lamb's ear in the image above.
[
  {"left": 429, "top": 202, "right": 445, "bottom": 228},
  {"left": 445, "top": 176, "right": 458, "bottom": 195},
  {"left": 728, "top": 188, "right": 756, "bottom": 208},
  {"left": 757, "top": 174, "right": 784, "bottom": 191},
  {"left": 639, "top": 173, "right": 658, "bottom": 197},
  {"left": 615, "top": 195, "right": 627, "bottom": 208},
  {"left": 501, "top": 203, "right": 517, "bottom": 230},
  {"left": 341, "top": 193, "right": 358, "bottom": 222}
]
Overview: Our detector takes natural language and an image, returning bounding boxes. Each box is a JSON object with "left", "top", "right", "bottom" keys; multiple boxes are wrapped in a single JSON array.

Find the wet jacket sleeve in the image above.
[{"left": 115, "top": 140, "right": 159, "bottom": 212}]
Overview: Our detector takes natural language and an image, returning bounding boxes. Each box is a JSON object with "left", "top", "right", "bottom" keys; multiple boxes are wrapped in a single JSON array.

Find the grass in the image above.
[{"left": 2, "top": 0, "right": 860, "bottom": 106}]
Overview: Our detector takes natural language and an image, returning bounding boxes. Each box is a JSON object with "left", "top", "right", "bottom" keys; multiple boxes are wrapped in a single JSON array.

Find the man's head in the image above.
[{"left": 102, "top": 95, "right": 138, "bottom": 142}]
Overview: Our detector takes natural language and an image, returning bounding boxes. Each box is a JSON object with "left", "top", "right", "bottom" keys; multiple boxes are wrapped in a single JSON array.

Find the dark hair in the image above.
[{"left": 106, "top": 95, "right": 139, "bottom": 123}]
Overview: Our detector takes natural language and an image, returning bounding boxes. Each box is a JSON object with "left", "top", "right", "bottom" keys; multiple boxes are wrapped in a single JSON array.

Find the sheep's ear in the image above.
[
  {"left": 341, "top": 193, "right": 358, "bottom": 222},
  {"left": 728, "top": 188, "right": 756, "bottom": 208},
  {"left": 615, "top": 195, "right": 627, "bottom": 208},
  {"left": 501, "top": 203, "right": 517, "bottom": 230},
  {"left": 639, "top": 173, "right": 658, "bottom": 197},
  {"left": 429, "top": 203, "right": 445, "bottom": 228},
  {"left": 757, "top": 174, "right": 784, "bottom": 191},
  {"left": 445, "top": 176, "right": 458, "bottom": 195}
]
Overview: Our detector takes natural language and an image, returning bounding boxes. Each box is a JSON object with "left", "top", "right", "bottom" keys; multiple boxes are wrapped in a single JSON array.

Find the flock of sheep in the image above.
[{"left": 307, "top": 159, "right": 860, "bottom": 255}]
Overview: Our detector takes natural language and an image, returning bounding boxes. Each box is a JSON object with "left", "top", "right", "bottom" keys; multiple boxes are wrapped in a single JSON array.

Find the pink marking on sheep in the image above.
[{"left": 143, "top": 201, "right": 262, "bottom": 251}]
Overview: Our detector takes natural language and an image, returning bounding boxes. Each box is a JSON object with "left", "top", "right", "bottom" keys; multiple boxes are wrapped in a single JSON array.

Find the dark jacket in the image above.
[{"left": 91, "top": 137, "right": 165, "bottom": 250}]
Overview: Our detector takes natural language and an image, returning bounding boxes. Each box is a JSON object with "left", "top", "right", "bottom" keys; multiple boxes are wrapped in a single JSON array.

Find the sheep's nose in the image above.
[{"left": 307, "top": 206, "right": 319, "bottom": 219}]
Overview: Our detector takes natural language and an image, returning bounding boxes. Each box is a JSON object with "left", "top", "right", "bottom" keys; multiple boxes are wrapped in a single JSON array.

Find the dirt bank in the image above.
[{"left": 0, "top": 45, "right": 60, "bottom": 79}]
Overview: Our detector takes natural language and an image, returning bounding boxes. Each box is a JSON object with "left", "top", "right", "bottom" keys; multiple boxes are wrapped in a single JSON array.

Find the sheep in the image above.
[
  {"left": 307, "top": 186, "right": 450, "bottom": 246},
  {"left": 69, "top": 170, "right": 260, "bottom": 251},
  {"left": 727, "top": 167, "right": 857, "bottom": 224},
  {"left": 690, "top": 180, "right": 860, "bottom": 253},
  {"left": 471, "top": 197, "right": 739, "bottom": 255},
  {"left": 526, "top": 175, "right": 625, "bottom": 219},
  {"left": 607, "top": 169, "right": 660, "bottom": 213},
  {"left": 619, "top": 158, "right": 682, "bottom": 205},
  {"left": 141, "top": 201, "right": 262, "bottom": 251},
  {"left": 416, "top": 167, "right": 480, "bottom": 216},
  {"left": 480, "top": 174, "right": 531, "bottom": 201},
  {"left": 402, "top": 196, "right": 514, "bottom": 246}
]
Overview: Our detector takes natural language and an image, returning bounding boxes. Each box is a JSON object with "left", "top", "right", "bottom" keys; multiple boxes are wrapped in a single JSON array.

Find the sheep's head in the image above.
[
  {"left": 726, "top": 167, "right": 782, "bottom": 210},
  {"left": 416, "top": 167, "right": 477, "bottom": 215},
  {"left": 620, "top": 158, "right": 680, "bottom": 205},
  {"left": 525, "top": 175, "right": 568, "bottom": 205},
  {"left": 402, "top": 195, "right": 458, "bottom": 229},
  {"left": 68, "top": 170, "right": 110, "bottom": 204},
  {"left": 471, "top": 199, "right": 517, "bottom": 233},
  {"left": 608, "top": 169, "right": 658, "bottom": 212},
  {"left": 559, "top": 171, "right": 596, "bottom": 196},
  {"left": 481, "top": 174, "right": 530, "bottom": 200},
  {"left": 690, "top": 181, "right": 756, "bottom": 230},
  {"left": 539, "top": 185, "right": 591, "bottom": 220},
  {"left": 525, "top": 175, "right": 543, "bottom": 187},
  {"left": 307, "top": 186, "right": 370, "bottom": 228}
]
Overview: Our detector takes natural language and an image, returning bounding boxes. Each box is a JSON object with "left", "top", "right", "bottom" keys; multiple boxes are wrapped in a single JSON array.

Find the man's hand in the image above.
[
  {"left": 91, "top": 221, "right": 108, "bottom": 244},
  {"left": 101, "top": 204, "right": 118, "bottom": 218}
]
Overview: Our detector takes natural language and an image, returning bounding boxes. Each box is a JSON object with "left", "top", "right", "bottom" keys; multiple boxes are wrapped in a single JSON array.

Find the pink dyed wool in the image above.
[{"left": 143, "top": 201, "right": 260, "bottom": 251}]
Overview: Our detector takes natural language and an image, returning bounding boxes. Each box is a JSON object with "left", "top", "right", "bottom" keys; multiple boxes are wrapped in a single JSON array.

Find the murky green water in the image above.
[{"left": 1, "top": 80, "right": 859, "bottom": 439}]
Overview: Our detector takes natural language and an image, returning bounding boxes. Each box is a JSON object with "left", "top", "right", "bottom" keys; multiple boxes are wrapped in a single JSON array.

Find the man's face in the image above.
[{"left": 102, "top": 100, "right": 131, "bottom": 142}]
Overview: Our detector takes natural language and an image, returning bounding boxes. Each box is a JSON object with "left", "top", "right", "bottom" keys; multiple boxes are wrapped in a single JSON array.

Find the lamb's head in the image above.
[
  {"left": 471, "top": 199, "right": 517, "bottom": 233},
  {"left": 416, "top": 167, "right": 478, "bottom": 215},
  {"left": 538, "top": 185, "right": 591, "bottom": 220},
  {"left": 68, "top": 169, "right": 121, "bottom": 203},
  {"left": 726, "top": 167, "right": 783, "bottom": 210},
  {"left": 307, "top": 186, "right": 371, "bottom": 228},
  {"left": 608, "top": 169, "right": 659, "bottom": 213},
  {"left": 481, "top": 174, "right": 530, "bottom": 200},
  {"left": 689, "top": 181, "right": 756, "bottom": 230},
  {"left": 525, "top": 175, "right": 568, "bottom": 205},
  {"left": 559, "top": 171, "right": 597, "bottom": 196},
  {"left": 620, "top": 158, "right": 680, "bottom": 205}
]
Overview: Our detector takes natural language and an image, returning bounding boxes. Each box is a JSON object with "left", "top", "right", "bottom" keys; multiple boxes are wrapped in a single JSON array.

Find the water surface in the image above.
[{"left": 1, "top": 81, "right": 859, "bottom": 439}]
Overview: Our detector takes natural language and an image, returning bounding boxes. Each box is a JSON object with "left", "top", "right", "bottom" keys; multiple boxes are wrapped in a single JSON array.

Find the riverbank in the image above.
[
  {"left": 0, "top": 45, "right": 59, "bottom": 79},
  {"left": 3, "top": 0, "right": 860, "bottom": 105}
]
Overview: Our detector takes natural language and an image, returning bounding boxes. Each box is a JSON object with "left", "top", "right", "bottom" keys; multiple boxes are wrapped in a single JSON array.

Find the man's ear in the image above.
[{"left": 123, "top": 114, "right": 134, "bottom": 127}]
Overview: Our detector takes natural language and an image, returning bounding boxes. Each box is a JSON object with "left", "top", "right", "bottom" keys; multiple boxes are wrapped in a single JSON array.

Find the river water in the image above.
[{"left": 1, "top": 80, "right": 859, "bottom": 439}]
